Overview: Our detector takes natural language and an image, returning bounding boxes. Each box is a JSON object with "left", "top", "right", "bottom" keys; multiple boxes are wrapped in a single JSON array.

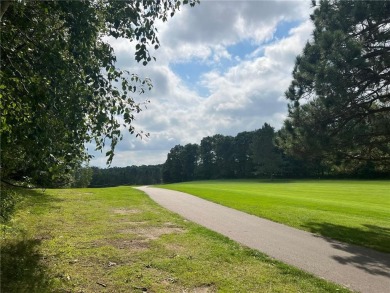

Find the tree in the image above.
[
  {"left": 213, "top": 135, "right": 235, "bottom": 178},
  {"left": 89, "top": 165, "right": 162, "bottom": 186},
  {"left": 281, "top": 0, "right": 390, "bottom": 173},
  {"left": 71, "top": 165, "right": 93, "bottom": 188},
  {"left": 232, "top": 131, "right": 256, "bottom": 178},
  {"left": 0, "top": 0, "right": 198, "bottom": 187},
  {"left": 162, "top": 145, "right": 185, "bottom": 183},
  {"left": 181, "top": 143, "right": 200, "bottom": 181},
  {"left": 198, "top": 136, "right": 216, "bottom": 180},
  {"left": 162, "top": 143, "right": 199, "bottom": 183},
  {"left": 250, "top": 124, "right": 283, "bottom": 179}
]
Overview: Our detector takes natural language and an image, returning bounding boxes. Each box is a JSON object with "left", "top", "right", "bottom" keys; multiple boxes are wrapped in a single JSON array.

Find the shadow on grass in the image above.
[
  {"left": 304, "top": 222, "right": 390, "bottom": 277},
  {"left": 0, "top": 189, "right": 64, "bottom": 292},
  {"left": 16, "top": 189, "right": 66, "bottom": 218},
  {"left": 28, "top": 188, "right": 65, "bottom": 203},
  {"left": 0, "top": 238, "right": 55, "bottom": 292}
]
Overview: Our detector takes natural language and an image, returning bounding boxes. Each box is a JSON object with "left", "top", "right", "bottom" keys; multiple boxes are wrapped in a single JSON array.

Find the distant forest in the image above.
[
  {"left": 89, "top": 165, "right": 162, "bottom": 187},
  {"left": 90, "top": 123, "right": 389, "bottom": 187}
]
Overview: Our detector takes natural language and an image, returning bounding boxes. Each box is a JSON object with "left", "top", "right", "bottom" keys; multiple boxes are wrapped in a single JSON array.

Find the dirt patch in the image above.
[
  {"left": 163, "top": 222, "right": 182, "bottom": 228},
  {"left": 34, "top": 234, "right": 53, "bottom": 241},
  {"left": 140, "top": 227, "right": 185, "bottom": 240},
  {"left": 92, "top": 238, "right": 150, "bottom": 251},
  {"left": 112, "top": 208, "right": 140, "bottom": 215},
  {"left": 118, "top": 220, "right": 148, "bottom": 225},
  {"left": 92, "top": 222, "right": 186, "bottom": 252},
  {"left": 164, "top": 242, "right": 185, "bottom": 253},
  {"left": 183, "top": 284, "right": 217, "bottom": 293},
  {"left": 119, "top": 224, "right": 186, "bottom": 241},
  {"left": 110, "top": 239, "right": 150, "bottom": 250}
]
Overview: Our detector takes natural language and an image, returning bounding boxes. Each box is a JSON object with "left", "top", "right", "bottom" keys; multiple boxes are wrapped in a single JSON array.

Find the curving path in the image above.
[{"left": 136, "top": 186, "right": 390, "bottom": 293}]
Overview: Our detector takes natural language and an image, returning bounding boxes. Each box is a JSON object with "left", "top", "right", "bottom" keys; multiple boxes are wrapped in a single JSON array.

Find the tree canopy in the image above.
[
  {"left": 161, "top": 126, "right": 313, "bottom": 183},
  {"left": 279, "top": 0, "right": 390, "bottom": 173},
  {"left": 250, "top": 123, "right": 283, "bottom": 179},
  {"left": 0, "top": 0, "right": 197, "bottom": 186},
  {"left": 90, "top": 165, "right": 162, "bottom": 187}
]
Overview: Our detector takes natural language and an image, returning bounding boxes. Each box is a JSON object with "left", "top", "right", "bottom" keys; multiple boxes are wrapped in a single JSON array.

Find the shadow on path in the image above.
[{"left": 304, "top": 222, "right": 390, "bottom": 277}]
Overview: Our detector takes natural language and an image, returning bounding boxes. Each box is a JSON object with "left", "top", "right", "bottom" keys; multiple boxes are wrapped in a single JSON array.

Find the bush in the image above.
[{"left": 0, "top": 186, "right": 19, "bottom": 223}]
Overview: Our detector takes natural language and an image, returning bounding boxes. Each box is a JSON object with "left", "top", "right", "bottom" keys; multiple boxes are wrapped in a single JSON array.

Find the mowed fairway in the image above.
[
  {"left": 1, "top": 187, "right": 350, "bottom": 292},
  {"left": 159, "top": 180, "right": 390, "bottom": 253}
]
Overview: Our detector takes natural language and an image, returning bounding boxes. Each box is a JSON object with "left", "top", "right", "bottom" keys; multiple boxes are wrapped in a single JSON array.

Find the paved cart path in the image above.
[{"left": 136, "top": 186, "right": 390, "bottom": 293}]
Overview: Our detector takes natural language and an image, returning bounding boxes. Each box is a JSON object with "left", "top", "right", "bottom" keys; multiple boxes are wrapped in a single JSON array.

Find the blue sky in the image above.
[{"left": 89, "top": 0, "right": 314, "bottom": 167}]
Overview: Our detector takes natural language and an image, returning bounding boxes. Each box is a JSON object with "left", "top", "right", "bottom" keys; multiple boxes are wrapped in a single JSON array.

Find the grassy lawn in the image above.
[
  {"left": 0, "top": 187, "right": 351, "bottom": 293},
  {"left": 158, "top": 180, "right": 390, "bottom": 253}
]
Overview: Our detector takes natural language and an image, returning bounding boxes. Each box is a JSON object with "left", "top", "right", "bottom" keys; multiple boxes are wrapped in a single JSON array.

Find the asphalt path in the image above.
[{"left": 136, "top": 186, "right": 390, "bottom": 293}]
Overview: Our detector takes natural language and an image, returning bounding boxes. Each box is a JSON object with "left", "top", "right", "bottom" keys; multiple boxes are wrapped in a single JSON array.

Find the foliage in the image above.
[
  {"left": 161, "top": 126, "right": 312, "bottom": 183},
  {"left": 0, "top": 185, "right": 20, "bottom": 223},
  {"left": 164, "top": 136, "right": 242, "bottom": 183},
  {"left": 232, "top": 131, "right": 256, "bottom": 178},
  {"left": 162, "top": 124, "right": 389, "bottom": 183},
  {"left": 279, "top": 0, "right": 390, "bottom": 172},
  {"left": 71, "top": 165, "right": 93, "bottom": 188},
  {"left": 197, "top": 135, "right": 237, "bottom": 179},
  {"left": 90, "top": 165, "right": 162, "bottom": 186},
  {"left": 163, "top": 144, "right": 199, "bottom": 182},
  {"left": 0, "top": 0, "right": 198, "bottom": 187},
  {"left": 250, "top": 123, "right": 283, "bottom": 179},
  {"left": 163, "top": 145, "right": 186, "bottom": 183},
  {"left": 198, "top": 136, "right": 216, "bottom": 179}
]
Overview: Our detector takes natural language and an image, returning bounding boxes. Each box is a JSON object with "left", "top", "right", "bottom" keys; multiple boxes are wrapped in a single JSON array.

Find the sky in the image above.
[{"left": 88, "top": 0, "right": 314, "bottom": 168}]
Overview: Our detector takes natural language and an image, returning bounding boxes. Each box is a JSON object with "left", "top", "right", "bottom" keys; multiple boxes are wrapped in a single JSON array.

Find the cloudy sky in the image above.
[{"left": 89, "top": 0, "right": 314, "bottom": 168}]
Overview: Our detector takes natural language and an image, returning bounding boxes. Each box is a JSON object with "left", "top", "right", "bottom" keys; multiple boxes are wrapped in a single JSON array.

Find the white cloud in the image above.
[{"left": 89, "top": 1, "right": 314, "bottom": 168}]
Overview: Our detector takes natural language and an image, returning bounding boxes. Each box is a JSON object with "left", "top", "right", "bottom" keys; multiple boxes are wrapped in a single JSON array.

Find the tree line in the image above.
[
  {"left": 161, "top": 123, "right": 389, "bottom": 184},
  {"left": 89, "top": 165, "right": 162, "bottom": 187},
  {"left": 91, "top": 116, "right": 389, "bottom": 187},
  {"left": 77, "top": 124, "right": 307, "bottom": 187}
]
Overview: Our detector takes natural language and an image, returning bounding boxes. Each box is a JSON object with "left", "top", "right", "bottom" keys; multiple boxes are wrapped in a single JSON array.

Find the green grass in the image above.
[
  {"left": 158, "top": 180, "right": 390, "bottom": 253},
  {"left": 0, "top": 187, "right": 351, "bottom": 292}
]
